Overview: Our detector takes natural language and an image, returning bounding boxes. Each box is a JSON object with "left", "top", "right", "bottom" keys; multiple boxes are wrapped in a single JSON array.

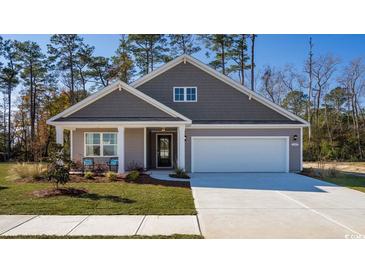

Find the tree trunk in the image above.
[
  {"left": 307, "top": 38, "right": 313, "bottom": 143},
  {"left": 3, "top": 95, "right": 7, "bottom": 160},
  {"left": 221, "top": 39, "right": 225, "bottom": 75},
  {"left": 69, "top": 51, "right": 75, "bottom": 105},
  {"left": 7, "top": 83, "right": 11, "bottom": 160},
  {"left": 351, "top": 90, "right": 363, "bottom": 159},
  {"left": 251, "top": 35, "right": 255, "bottom": 91},
  {"left": 240, "top": 34, "right": 245, "bottom": 85},
  {"left": 182, "top": 37, "right": 187, "bottom": 54}
]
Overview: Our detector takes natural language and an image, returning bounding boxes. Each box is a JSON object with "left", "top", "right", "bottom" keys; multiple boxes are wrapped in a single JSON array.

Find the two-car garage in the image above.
[{"left": 191, "top": 136, "right": 290, "bottom": 173}]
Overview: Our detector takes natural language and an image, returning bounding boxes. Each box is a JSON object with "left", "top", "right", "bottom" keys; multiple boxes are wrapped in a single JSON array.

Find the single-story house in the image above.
[{"left": 47, "top": 54, "right": 309, "bottom": 173}]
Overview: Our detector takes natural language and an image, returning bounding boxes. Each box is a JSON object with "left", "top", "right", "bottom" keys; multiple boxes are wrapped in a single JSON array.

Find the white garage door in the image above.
[{"left": 191, "top": 137, "right": 289, "bottom": 172}]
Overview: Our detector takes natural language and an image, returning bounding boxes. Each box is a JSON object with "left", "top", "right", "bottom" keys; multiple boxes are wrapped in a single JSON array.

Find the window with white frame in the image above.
[
  {"left": 173, "top": 87, "right": 197, "bottom": 102},
  {"left": 85, "top": 132, "right": 117, "bottom": 157}
]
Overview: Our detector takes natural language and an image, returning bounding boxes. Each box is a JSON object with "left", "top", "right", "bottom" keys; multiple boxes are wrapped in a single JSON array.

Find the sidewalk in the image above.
[{"left": 0, "top": 215, "right": 201, "bottom": 237}]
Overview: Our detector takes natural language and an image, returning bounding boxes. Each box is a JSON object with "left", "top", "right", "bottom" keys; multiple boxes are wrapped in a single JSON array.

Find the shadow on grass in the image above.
[
  {"left": 79, "top": 193, "right": 136, "bottom": 204},
  {"left": 0, "top": 185, "right": 8, "bottom": 191}
]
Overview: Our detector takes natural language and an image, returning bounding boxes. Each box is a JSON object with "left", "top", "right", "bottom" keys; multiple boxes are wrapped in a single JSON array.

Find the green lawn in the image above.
[
  {"left": 0, "top": 164, "right": 196, "bottom": 215},
  {"left": 302, "top": 167, "right": 365, "bottom": 193},
  {"left": 320, "top": 174, "right": 365, "bottom": 194}
]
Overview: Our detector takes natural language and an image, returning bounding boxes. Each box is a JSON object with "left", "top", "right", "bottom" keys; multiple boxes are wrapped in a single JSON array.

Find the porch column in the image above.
[
  {"left": 177, "top": 125, "right": 186, "bottom": 170},
  {"left": 69, "top": 128, "right": 75, "bottom": 162},
  {"left": 118, "top": 127, "right": 125, "bottom": 173},
  {"left": 143, "top": 127, "right": 147, "bottom": 170},
  {"left": 55, "top": 126, "right": 64, "bottom": 146}
]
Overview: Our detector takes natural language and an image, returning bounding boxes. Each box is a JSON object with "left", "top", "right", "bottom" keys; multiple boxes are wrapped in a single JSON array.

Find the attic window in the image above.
[{"left": 173, "top": 87, "right": 197, "bottom": 102}]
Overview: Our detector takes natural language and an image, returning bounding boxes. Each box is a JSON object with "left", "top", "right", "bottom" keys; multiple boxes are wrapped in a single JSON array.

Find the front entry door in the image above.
[{"left": 157, "top": 134, "right": 172, "bottom": 168}]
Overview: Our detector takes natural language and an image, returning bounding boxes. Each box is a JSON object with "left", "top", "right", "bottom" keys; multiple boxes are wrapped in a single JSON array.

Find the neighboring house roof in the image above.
[
  {"left": 47, "top": 81, "right": 191, "bottom": 125},
  {"left": 132, "top": 54, "right": 309, "bottom": 126}
]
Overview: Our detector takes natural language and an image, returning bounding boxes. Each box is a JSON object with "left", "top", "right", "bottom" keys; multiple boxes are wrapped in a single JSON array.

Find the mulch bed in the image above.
[
  {"left": 169, "top": 173, "right": 190, "bottom": 179},
  {"left": 133, "top": 174, "right": 191, "bottom": 188},
  {"left": 32, "top": 188, "right": 88, "bottom": 198},
  {"left": 20, "top": 173, "right": 190, "bottom": 189}
]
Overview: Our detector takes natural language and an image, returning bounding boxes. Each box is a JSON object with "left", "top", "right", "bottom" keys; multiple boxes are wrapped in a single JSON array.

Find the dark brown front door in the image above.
[{"left": 157, "top": 135, "right": 172, "bottom": 168}]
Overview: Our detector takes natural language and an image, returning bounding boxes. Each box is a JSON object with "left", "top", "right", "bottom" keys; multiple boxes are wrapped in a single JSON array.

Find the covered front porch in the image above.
[{"left": 55, "top": 124, "right": 186, "bottom": 174}]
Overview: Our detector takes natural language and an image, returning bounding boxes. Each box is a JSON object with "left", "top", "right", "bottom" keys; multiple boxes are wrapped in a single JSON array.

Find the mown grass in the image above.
[
  {"left": 302, "top": 167, "right": 365, "bottom": 193},
  {"left": 0, "top": 163, "right": 196, "bottom": 215},
  {"left": 321, "top": 174, "right": 365, "bottom": 194}
]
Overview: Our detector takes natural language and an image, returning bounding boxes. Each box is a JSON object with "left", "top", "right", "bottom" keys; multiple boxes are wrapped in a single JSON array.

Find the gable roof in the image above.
[
  {"left": 131, "top": 54, "right": 309, "bottom": 126},
  {"left": 47, "top": 80, "right": 191, "bottom": 125},
  {"left": 48, "top": 54, "right": 309, "bottom": 127}
]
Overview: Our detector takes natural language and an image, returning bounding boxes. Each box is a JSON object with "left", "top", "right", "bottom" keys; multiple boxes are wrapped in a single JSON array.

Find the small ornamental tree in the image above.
[{"left": 47, "top": 144, "right": 71, "bottom": 189}]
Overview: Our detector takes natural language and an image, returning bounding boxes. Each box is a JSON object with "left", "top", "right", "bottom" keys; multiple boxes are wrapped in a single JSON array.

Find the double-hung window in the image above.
[
  {"left": 173, "top": 87, "right": 197, "bottom": 102},
  {"left": 85, "top": 132, "right": 117, "bottom": 157}
]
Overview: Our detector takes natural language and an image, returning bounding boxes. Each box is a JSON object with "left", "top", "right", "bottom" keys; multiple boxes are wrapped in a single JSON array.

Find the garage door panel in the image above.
[{"left": 192, "top": 137, "right": 288, "bottom": 172}]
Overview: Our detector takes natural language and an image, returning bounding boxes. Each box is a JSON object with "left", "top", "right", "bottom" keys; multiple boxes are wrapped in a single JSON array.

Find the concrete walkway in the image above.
[{"left": 0, "top": 215, "right": 201, "bottom": 237}]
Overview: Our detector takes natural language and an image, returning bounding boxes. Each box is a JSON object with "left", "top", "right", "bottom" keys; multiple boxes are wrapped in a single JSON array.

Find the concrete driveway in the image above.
[{"left": 190, "top": 173, "right": 365, "bottom": 238}]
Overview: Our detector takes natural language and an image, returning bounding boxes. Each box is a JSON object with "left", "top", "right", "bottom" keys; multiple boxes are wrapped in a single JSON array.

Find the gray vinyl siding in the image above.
[
  {"left": 137, "top": 62, "right": 292, "bottom": 122},
  {"left": 125, "top": 128, "right": 144, "bottom": 170},
  {"left": 185, "top": 128, "right": 301, "bottom": 172},
  {"left": 67, "top": 88, "right": 174, "bottom": 119},
  {"left": 72, "top": 128, "right": 144, "bottom": 170}
]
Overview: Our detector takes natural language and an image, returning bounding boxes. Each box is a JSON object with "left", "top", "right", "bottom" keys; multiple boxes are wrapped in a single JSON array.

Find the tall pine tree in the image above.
[
  {"left": 0, "top": 38, "right": 19, "bottom": 160},
  {"left": 201, "top": 34, "right": 233, "bottom": 75},
  {"left": 128, "top": 34, "right": 169, "bottom": 75},
  {"left": 227, "top": 34, "right": 250, "bottom": 85},
  {"left": 168, "top": 35, "right": 200, "bottom": 57},
  {"left": 111, "top": 35, "right": 135, "bottom": 83}
]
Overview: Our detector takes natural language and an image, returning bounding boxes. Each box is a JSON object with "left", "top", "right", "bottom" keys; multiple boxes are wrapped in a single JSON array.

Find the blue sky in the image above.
[{"left": 2, "top": 34, "right": 365, "bottom": 73}]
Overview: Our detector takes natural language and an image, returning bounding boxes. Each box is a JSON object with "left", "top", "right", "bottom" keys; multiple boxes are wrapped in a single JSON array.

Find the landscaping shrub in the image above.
[
  {"left": 169, "top": 167, "right": 190, "bottom": 179},
  {"left": 84, "top": 171, "right": 94, "bottom": 179},
  {"left": 7, "top": 163, "right": 48, "bottom": 181},
  {"left": 106, "top": 171, "right": 118, "bottom": 182},
  {"left": 127, "top": 161, "right": 144, "bottom": 172},
  {"left": 46, "top": 144, "right": 71, "bottom": 189},
  {"left": 47, "top": 164, "right": 70, "bottom": 189},
  {"left": 70, "top": 161, "right": 83, "bottom": 171},
  {"left": 126, "top": 170, "right": 140, "bottom": 181}
]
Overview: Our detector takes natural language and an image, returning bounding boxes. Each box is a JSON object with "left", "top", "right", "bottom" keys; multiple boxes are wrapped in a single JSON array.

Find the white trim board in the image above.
[
  {"left": 47, "top": 81, "right": 192, "bottom": 125},
  {"left": 131, "top": 54, "right": 309, "bottom": 126},
  {"left": 48, "top": 121, "right": 190, "bottom": 129},
  {"left": 188, "top": 124, "right": 306, "bottom": 129},
  {"left": 191, "top": 136, "right": 290, "bottom": 173}
]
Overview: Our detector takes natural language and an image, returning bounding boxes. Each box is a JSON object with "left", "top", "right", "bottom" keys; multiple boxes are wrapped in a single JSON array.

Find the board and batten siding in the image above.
[
  {"left": 137, "top": 62, "right": 292, "bottom": 122},
  {"left": 72, "top": 128, "right": 144, "bottom": 170},
  {"left": 185, "top": 128, "right": 301, "bottom": 172}
]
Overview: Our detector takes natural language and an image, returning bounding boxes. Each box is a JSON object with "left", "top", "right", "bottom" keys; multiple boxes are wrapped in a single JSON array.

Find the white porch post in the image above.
[
  {"left": 55, "top": 126, "right": 64, "bottom": 145},
  {"left": 143, "top": 127, "right": 147, "bottom": 170},
  {"left": 118, "top": 127, "right": 125, "bottom": 173},
  {"left": 69, "top": 128, "right": 75, "bottom": 161},
  {"left": 177, "top": 125, "right": 186, "bottom": 170}
]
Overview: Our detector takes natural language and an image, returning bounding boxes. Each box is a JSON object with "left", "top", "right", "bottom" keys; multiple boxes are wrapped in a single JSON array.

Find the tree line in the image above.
[{"left": 0, "top": 34, "right": 364, "bottom": 162}]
